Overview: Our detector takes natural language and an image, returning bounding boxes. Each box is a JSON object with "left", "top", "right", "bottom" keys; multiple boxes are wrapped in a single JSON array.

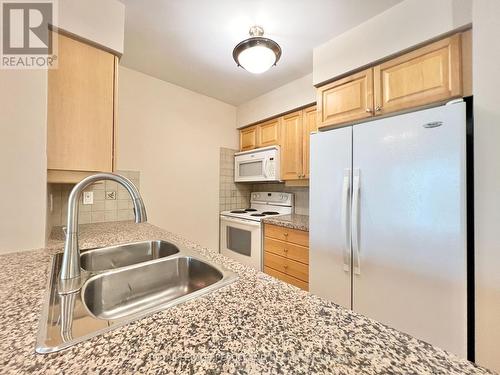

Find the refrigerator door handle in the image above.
[
  {"left": 352, "top": 168, "right": 361, "bottom": 275},
  {"left": 341, "top": 168, "right": 351, "bottom": 272}
]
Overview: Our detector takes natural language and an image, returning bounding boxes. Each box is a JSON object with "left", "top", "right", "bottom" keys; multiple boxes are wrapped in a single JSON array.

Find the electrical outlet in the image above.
[
  {"left": 83, "top": 191, "right": 93, "bottom": 205},
  {"left": 106, "top": 191, "right": 116, "bottom": 200}
]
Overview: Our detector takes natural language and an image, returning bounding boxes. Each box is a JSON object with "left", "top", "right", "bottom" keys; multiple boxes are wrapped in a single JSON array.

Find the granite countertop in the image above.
[
  {"left": 0, "top": 222, "right": 494, "bottom": 374},
  {"left": 262, "top": 214, "right": 309, "bottom": 231}
]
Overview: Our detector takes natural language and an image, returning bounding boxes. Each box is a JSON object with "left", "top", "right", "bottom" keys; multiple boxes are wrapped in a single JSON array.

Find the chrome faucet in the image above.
[{"left": 60, "top": 173, "right": 147, "bottom": 286}]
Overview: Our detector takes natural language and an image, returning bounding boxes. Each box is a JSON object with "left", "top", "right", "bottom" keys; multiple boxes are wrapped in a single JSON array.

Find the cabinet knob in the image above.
[
  {"left": 284, "top": 233, "right": 288, "bottom": 237},
  {"left": 284, "top": 265, "right": 288, "bottom": 269},
  {"left": 284, "top": 248, "right": 288, "bottom": 253},
  {"left": 375, "top": 105, "right": 383, "bottom": 112},
  {"left": 365, "top": 108, "right": 373, "bottom": 113}
]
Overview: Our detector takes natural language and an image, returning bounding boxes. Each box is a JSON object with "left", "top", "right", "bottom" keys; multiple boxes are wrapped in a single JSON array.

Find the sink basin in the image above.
[
  {"left": 81, "top": 240, "right": 179, "bottom": 272},
  {"left": 36, "top": 241, "right": 237, "bottom": 354},
  {"left": 82, "top": 256, "right": 223, "bottom": 320}
]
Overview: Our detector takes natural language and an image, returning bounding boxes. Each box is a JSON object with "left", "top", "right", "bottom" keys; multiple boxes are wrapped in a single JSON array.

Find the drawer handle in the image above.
[
  {"left": 283, "top": 248, "right": 288, "bottom": 253},
  {"left": 283, "top": 233, "right": 288, "bottom": 237},
  {"left": 284, "top": 265, "right": 288, "bottom": 270}
]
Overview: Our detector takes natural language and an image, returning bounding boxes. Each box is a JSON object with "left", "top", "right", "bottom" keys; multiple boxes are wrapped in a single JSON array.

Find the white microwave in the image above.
[{"left": 234, "top": 146, "right": 280, "bottom": 182}]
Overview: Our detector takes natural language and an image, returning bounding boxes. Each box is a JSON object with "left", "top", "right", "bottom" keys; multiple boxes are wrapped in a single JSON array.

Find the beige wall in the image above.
[
  {"left": 473, "top": 0, "right": 500, "bottom": 371},
  {"left": 313, "top": 0, "right": 472, "bottom": 85},
  {"left": 236, "top": 73, "right": 315, "bottom": 127},
  {"left": 56, "top": 0, "right": 125, "bottom": 54},
  {"left": 117, "top": 66, "right": 238, "bottom": 250},
  {"left": 0, "top": 70, "right": 47, "bottom": 253}
]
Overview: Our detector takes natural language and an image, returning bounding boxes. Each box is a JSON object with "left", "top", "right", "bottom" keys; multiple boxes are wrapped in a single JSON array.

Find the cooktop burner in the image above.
[
  {"left": 230, "top": 210, "right": 247, "bottom": 214},
  {"left": 250, "top": 213, "right": 266, "bottom": 217},
  {"left": 244, "top": 208, "right": 257, "bottom": 212},
  {"left": 262, "top": 211, "right": 280, "bottom": 215}
]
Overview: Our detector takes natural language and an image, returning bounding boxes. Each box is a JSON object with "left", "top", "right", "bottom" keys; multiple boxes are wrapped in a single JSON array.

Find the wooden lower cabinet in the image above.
[
  {"left": 264, "top": 266, "right": 308, "bottom": 291},
  {"left": 265, "top": 224, "right": 309, "bottom": 247},
  {"left": 264, "top": 237, "right": 309, "bottom": 264},
  {"left": 264, "top": 224, "right": 309, "bottom": 291}
]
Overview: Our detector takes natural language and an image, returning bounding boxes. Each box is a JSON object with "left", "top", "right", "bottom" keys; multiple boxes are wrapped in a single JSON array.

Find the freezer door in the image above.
[
  {"left": 310, "top": 127, "right": 352, "bottom": 309},
  {"left": 351, "top": 102, "right": 467, "bottom": 357}
]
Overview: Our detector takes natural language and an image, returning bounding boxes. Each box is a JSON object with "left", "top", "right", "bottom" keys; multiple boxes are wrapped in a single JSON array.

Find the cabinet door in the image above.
[
  {"left": 373, "top": 34, "right": 462, "bottom": 115},
  {"left": 47, "top": 32, "right": 115, "bottom": 172},
  {"left": 240, "top": 126, "right": 258, "bottom": 151},
  {"left": 280, "top": 112, "right": 303, "bottom": 180},
  {"left": 302, "top": 106, "right": 317, "bottom": 179},
  {"left": 258, "top": 118, "right": 280, "bottom": 147},
  {"left": 317, "top": 68, "right": 374, "bottom": 128}
]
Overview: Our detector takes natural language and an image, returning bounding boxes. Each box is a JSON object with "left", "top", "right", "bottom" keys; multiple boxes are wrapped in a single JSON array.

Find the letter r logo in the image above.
[{"left": 2, "top": 2, "right": 52, "bottom": 54}]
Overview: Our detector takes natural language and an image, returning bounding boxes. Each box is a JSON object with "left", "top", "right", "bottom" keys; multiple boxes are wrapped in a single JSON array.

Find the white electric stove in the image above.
[{"left": 220, "top": 192, "right": 294, "bottom": 270}]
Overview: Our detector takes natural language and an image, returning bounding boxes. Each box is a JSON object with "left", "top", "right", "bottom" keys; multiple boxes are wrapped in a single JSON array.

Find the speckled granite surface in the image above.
[
  {"left": 0, "top": 221, "right": 494, "bottom": 374},
  {"left": 262, "top": 214, "right": 309, "bottom": 231}
]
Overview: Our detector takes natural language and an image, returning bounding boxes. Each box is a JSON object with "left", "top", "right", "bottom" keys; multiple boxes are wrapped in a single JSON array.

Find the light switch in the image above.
[{"left": 83, "top": 191, "right": 93, "bottom": 205}]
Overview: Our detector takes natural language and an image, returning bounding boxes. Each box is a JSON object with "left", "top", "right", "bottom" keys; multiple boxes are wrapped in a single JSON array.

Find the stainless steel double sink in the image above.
[{"left": 36, "top": 240, "right": 237, "bottom": 353}]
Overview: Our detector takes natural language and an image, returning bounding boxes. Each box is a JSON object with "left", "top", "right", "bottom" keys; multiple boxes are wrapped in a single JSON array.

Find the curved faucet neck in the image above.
[{"left": 60, "top": 173, "right": 147, "bottom": 283}]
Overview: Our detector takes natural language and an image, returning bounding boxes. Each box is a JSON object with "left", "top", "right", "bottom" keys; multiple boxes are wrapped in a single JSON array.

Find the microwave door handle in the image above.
[{"left": 263, "top": 159, "right": 268, "bottom": 178}]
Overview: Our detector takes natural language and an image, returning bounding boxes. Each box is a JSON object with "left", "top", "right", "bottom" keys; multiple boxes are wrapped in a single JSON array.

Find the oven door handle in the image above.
[{"left": 221, "top": 216, "right": 261, "bottom": 227}]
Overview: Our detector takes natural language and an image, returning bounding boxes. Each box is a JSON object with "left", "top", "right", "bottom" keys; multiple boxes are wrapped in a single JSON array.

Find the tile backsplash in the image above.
[
  {"left": 48, "top": 171, "right": 140, "bottom": 229},
  {"left": 219, "top": 147, "right": 309, "bottom": 215},
  {"left": 219, "top": 148, "right": 251, "bottom": 212}
]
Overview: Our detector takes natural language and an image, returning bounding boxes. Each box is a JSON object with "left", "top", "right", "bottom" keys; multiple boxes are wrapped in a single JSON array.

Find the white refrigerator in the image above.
[{"left": 310, "top": 101, "right": 468, "bottom": 357}]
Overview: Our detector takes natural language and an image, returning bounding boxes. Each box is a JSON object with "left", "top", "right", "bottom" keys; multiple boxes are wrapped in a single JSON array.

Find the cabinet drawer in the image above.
[
  {"left": 264, "top": 252, "right": 309, "bottom": 282},
  {"left": 264, "top": 237, "right": 309, "bottom": 265},
  {"left": 264, "top": 224, "right": 309, "bottom": 247},
  {"left": 264, "top": 266, "right": 308, "bottom": 291}
]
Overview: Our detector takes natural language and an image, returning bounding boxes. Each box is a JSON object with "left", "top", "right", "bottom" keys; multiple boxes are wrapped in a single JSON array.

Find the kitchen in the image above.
[{"left": 1, "top": 0, "right": 499, "bottom": 373}]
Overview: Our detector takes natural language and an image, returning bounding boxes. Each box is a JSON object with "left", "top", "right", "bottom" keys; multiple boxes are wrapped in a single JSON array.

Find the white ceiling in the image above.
[{"left": 119, "top": 0, "right": 402, "bottom": 106}]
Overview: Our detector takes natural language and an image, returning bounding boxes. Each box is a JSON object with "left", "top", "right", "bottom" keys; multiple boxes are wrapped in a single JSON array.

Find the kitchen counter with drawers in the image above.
[
  {"left": 0, "top": 221, "right": 494, "bottom": 374},
  {"left": 263, "top": 223, "right": 310, "bottom": 290}
]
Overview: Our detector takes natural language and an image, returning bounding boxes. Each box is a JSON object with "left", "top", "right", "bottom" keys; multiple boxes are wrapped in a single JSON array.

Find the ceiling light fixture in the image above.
[{"left": 233, "top": 26, "right": 282, "bottom": 74}]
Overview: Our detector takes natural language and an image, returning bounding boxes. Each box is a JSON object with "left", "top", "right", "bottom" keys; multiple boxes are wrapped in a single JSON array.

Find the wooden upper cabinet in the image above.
[
  {"left": 317, "top": 68, "right": 374, "bottom": 129},
  {"left": 47, "top": 32, "right": 116, "bottom": 173},
  {"left": 302, "top": 106, "right": 317, "bottom": 179},
  {"left": 240, "top": 125, "right": 258, "bottom": 151},
  {"left": 373, "top": 34, "right": 462, "bottom": 115},
  {"left": 281, "top": 111, "right": 303, "bottom": 181},
  {"left": 258, "top": 118, "right": 280, "bottom": 147}
]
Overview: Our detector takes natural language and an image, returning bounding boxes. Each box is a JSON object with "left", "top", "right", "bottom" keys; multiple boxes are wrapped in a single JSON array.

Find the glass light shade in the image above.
[{"left": 236, "top": 45, "right": 277, "bottom": 74}]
